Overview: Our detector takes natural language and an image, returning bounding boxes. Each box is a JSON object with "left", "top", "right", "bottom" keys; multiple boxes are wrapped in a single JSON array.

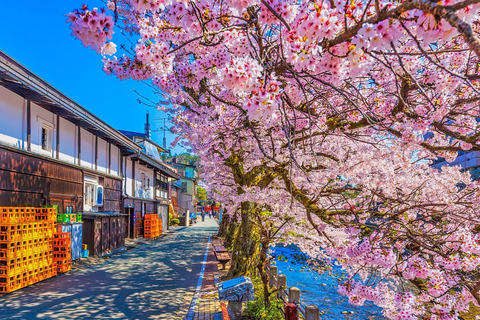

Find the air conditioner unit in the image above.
[{"left": 95, "top": 185, "right": 104, "bottom": 206}]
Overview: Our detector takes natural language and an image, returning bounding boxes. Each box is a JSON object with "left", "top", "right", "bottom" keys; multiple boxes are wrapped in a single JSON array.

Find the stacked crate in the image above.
[
  {"left": 57, "top": 213, "right": 82, "bottom": 223},
  {"left": 53, "top": 233, "right": 71, "bottom": 274},
  {"left": 144, "top": 214, "right": 162, "bottom": 239},
  {"left": 0, "top": 207, "right": 57, "bottom": 294}
]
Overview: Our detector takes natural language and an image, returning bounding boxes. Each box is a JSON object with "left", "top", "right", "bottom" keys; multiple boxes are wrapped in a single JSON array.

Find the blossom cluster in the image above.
[{"left": 66, "top": 5, "right": 115, "bottom": 54}]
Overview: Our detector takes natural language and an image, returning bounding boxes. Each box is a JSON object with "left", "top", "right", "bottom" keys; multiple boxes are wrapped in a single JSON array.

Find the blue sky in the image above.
[{"left": 0, "top": 1, "right": 186, "bottom": 154}]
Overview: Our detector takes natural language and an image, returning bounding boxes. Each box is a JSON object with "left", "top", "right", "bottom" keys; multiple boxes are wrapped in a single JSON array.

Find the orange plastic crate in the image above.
[
  {"left": 0, "top": 243, "right": 17, "bottom": 259},
  {"left": 0, "top": 263, "right": 16, "bottom": 276},
  {"left": 25, "top": 208, "right": 35, "bottom": 222},
  {"left": 46, "top": 265, "right": 56, "bottom": 277},
  {"left": 0, "top": 208, "right": 13, "bottom": 224},
  {"left": 0, "top": 230, "right": 17, "bottom": 243},
  {"left": 53, "top": 251, "right": 71, "bottom": 261},
  {"left": 53, "top": 233, "right": 71, "bottom": 240},
  {"left": 17, "top": 260, "right": 28, "bottom": 274},
  {"left": 53, "top": 238, "right": 69, "bottom": 247},
  {"left": 27, "top": 273, "right": 38, "bottom": 285},
  {"left": 27, "top": 261, "right": 36, "bottom": 272},
  {"left": 13, "top": 208, "right": 24, "bottom": 223},
  {"left": 0, "top": 282, "right": 15, "bottom": 293},
  {"left": 54, "top": 259, "right": 71, "bottom": 274}
]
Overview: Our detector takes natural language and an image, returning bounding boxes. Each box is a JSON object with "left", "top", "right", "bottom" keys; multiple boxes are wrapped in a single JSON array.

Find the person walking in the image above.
[{"left": 201, "top": 209, "right": 205, "bottom": 222}]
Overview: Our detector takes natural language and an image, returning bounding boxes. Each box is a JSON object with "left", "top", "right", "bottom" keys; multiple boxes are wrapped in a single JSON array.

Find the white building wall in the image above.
[
  {"left": 178, "top": 192, "right": 193, "bottom": 216},
  {"left": 97, "top": 138, "right": 108, "bottom": 173},
  {"left": 125, "top": 157, "right": 133, "bottom": 197},
  {"left": 110, "top": 145, "right": 119, "bottom": 176},
  {"left": 0, "top": 86, "right": 25, "bottom": 149},
  {"left": 58, "top": 118, "right": 77, "bottom": 165},
  {"left": 31, "top": 102, "right": 56, "bottom": 158},
  {"left": 134, "top": 163, "right": 154, "bottom": 199},
  {"left": 80, "top": 128, "right": 94, "bottom": 170},
  {"left": 0, "top": 85, "right": 130, "bottom": 188}
]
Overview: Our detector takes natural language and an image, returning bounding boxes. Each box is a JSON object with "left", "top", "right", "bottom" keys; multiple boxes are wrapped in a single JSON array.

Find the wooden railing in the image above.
[{"left": 266, "top": 264, "right": 320, "bottom": 320}]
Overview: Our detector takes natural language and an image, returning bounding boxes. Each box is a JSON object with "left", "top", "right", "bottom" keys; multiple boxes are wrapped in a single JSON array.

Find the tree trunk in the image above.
[
  {"left": 257, "top": 237, "right": 271, "bottom": 308},
  {"left": 227, "top": 202, "right": 259, "bottom": 278},
  {"left": 224, "top": 212, "right": 238, "bottom": 248},
  {"left": 217, "top": 212, "right": 230, "bottom": 238}
]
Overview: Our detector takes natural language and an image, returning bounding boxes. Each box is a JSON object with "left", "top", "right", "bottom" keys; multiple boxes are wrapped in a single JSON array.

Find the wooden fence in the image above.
[{"left": 266, "top": 264, "right": 321, "bottom": 320}]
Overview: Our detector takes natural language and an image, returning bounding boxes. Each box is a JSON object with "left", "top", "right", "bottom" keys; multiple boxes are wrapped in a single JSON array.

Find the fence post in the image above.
[
  {"left": 289, "top": 287, "right": 301, "bottom": 304},
  {"left": 305, "top": 305, "right": 320, "bottom": 320},
  {"left": 269, "top": 265, "right": 278, "bottom": 287},
  {"left": 277, "top": 274, "right": 287, "bottom": 300}
]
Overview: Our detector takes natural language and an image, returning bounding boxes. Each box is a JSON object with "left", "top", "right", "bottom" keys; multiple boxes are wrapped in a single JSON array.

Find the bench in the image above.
[
  {"left": 213, "top": 246, "right": 231, "bottom": 270},
  {"left": 214, "top": 245, "right": 227, "bottom": 253}
]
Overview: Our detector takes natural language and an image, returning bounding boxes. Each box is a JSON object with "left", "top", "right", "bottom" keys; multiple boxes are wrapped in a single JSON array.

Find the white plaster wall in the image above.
[
  {"left": 58, "top": 118, "right": 76, "bottom": 165},
  {"left": 110, "top": 145, "right": 119, "bottom": 176},
  {"left": 97, "top": 138, "right": 108, "bottom": 173},
  {"left": 125, "top": 157, "right": 133, "bottom": 197},
  {"left": 135, "top": 163, "right": 154, "bottom": 199},
  {"left": 0, "top": 86, "right": 128, "bottom": 183},
  {"left": 31, "top": 102, "right": 56, "bottom": 157},
  {"left": 80, "top": 128, "right": 94, "bottom": 169},
  {"left": 178, "top": 192, "right": 193, "bottom": 215},
  {"left": 0, "top": 86, "right": 25, "bottom": 149}
]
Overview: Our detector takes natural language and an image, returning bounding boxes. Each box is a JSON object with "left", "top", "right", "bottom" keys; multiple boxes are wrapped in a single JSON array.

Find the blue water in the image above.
[{"left": 272, "top": 245, "right": 385, "bottom": 320}]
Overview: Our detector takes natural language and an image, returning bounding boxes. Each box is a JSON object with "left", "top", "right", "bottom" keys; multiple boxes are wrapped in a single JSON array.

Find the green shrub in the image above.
[
  {"left": 170, "top": 218, "right": 180, "bottom": 225},
  {"left": 244, "top": 276, "right": 284, "bottom": 320}
]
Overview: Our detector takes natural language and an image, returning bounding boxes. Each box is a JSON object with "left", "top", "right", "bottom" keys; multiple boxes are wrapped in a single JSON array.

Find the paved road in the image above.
[{"left": 0, "top": 218, "right": 219, "bottom": 320}]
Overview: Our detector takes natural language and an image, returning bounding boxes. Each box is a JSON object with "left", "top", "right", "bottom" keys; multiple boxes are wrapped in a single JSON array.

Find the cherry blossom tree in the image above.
[{"left": 68, "top": 1, "right": 480, "bottom": 318}]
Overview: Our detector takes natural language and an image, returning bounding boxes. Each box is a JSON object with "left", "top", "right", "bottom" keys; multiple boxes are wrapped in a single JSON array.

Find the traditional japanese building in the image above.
[
  {"left": 118, "top": 116, "right": 179, "bottom": 236},
  {"left": 432, "top": 151, "right": 480, "bottom": 180},
  {"left": 0, "top": 50, "right": 139, "bottom": 214},
  {"left": 168, "top": 159, "right": 199, "bottom": 217},
  {"left": 0, "top": 50, "right": 179, "bottom": 256}
]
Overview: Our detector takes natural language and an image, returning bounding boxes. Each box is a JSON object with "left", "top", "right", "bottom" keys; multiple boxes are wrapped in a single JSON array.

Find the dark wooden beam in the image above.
[
  {"left": 108, "top": 143, "right": 111, "bottom": 174},
  {"left": 26, "top": 100, "right": 31, "bottom": 151},
  {"left": 131, "top": 159, "right": 135, "bottom": 196},
  {"left": 153, "top": 169, "right": 158, "bottom": 198},
  {"left": 95, "top": 136, "right": 98, "bottom": 170},
  {"left": 77, "top": 126, "right": 81, "bottom": 166},
  {"left": 119, "top": 150, "right": 123, "bottom": 178},
  {"left": 56, "top": 115, "right": 60, "bottom": 159}
]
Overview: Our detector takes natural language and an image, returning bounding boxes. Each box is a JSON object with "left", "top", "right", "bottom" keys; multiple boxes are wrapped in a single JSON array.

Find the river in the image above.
[{"left": 272, "top": 245, "right": 385, "bottom": 320}]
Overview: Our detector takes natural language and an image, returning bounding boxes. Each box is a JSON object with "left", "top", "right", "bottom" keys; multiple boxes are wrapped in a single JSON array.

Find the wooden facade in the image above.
[
  {"left": 0, "top": 147, "right": 83, "bottom": 212},
  {"left": 123, "top": 197, "right": 158, "bottom": 238},
  {"left": 0, "top": 50, "right": 180, "bottom": 247},
  {"left": 103, "top": 177, "right": 122, "bottom": 213},
  {"left": 82, "top": 213, "right": 126, "bottom": 257},
  {"left": 133, "top": 199, "right": 156, "bottom": 238}
]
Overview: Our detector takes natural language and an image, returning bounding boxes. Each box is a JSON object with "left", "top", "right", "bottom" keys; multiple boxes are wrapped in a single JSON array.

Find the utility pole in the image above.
[
  {"left": 145, "top": 111, "right": 151, "bottom": 139},
  {"left": 163, "top": 118, "right": 167, "bottom": 150}
]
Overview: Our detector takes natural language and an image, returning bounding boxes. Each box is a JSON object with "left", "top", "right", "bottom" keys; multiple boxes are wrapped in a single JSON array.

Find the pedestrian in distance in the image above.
[{"left": 201, "top": 210, "right": 205, "bottom": 222}]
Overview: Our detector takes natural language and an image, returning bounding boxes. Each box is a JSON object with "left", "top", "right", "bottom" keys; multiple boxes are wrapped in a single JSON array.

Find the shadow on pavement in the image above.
[{"left": 0, "top": 219, "right": 219, "bottom": 320}]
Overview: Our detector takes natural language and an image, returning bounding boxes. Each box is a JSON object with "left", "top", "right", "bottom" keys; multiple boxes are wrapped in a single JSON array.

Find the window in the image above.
[
  {"left": 141, "top": 171, "right": 150, "bottom": 190},
  {"left": 40, "top": 125, "right": 52, "bottom": 151},
  {"left": 84, "top": 176, "right": 99, "bottom": 211},
  {"left": 85, "top": 182, "right": 96, "bottom": 207}
]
